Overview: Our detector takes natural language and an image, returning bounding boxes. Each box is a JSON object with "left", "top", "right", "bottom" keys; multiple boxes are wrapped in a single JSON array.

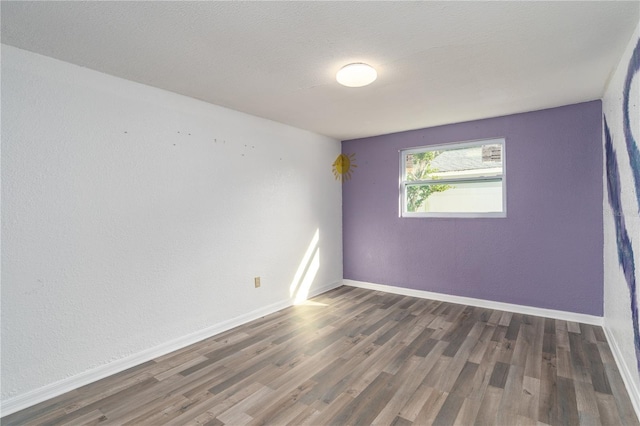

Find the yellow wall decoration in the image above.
[{"left": 332, "top": 153, "right": 356, "bottom": 182}]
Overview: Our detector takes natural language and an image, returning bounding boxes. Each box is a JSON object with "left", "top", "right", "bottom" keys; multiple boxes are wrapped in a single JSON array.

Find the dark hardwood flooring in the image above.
[{"left": 3, "top": 286, "right": 638, "bottom": 425}]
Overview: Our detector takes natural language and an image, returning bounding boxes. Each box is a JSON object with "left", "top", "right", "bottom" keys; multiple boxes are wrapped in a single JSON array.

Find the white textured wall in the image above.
[
  {"left": 1, "top": 45, "right": 342, "bottom": 404},
  {"left": 602, "top": 23, "right": 640, "bottom": 405}
]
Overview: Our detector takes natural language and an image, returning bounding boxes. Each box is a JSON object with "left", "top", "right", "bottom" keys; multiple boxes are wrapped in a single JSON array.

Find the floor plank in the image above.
[{"left": 3, "top": 286, "right": 638, "bottom": 425}]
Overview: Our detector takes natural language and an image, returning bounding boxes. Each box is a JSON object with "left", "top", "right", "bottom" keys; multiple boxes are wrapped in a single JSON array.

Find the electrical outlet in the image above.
[{"left": 254, "top": 277, "right": 261, "bottom": 288}]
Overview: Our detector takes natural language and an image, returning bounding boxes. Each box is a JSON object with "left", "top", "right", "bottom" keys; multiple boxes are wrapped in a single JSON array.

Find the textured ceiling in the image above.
[{"left": 2, "top": 1, "right": 639, "bottom": 140}]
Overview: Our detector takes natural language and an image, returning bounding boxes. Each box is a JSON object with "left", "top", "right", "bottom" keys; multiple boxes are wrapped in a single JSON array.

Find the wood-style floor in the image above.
[{"left": 3, "top": 286, "right": 638, "bottom": 426}]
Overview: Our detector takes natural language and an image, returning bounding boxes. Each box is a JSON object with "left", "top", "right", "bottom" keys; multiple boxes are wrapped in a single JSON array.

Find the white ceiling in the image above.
[{"left": 2, "top": 1, "right": 638, "bottom": 140}]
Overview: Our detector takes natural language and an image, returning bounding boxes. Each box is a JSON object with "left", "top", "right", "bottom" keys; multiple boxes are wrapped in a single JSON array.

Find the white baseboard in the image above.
[
  {"left": 343, "top": 279, "right": 604, "bottom": 326},
  {"left": 343, "top": 280, "right": 640, "bottom": 418},
  {"left": 0, "top": 280, "right": 341, "bottom": 417},
  {"left": 603, "top": 325, "right": 640, "bottom": 420}
]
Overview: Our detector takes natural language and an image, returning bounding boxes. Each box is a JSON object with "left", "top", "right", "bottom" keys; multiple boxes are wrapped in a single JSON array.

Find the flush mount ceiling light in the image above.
[{"left": 336, "top": 63, "right": 377, "bottom": 87}]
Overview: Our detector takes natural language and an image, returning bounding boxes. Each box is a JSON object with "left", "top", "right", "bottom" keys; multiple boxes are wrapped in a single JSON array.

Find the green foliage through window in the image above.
[{"left": 405, "top": 151, "right": 452, "bottom": 212}]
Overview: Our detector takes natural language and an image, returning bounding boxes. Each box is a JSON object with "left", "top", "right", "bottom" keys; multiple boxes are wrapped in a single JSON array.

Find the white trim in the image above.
[
  {"left": 402, "top": 210, "right": 507, "bottom": 219},
  {"left": 345, "top": 279, "right": 640, "bottom": 415},
  {"left": 0, "top": 281, "right": 341, "bottom": 417},
  {"left": 407, "top": 176, "right": 503, "bottom": 185},
  {"left": 399, "top": 138, "right": 506, "bottom": 219},
  {"left": 401, "top": 137, "right": 506, "bottom": 154},
  {"left": 603, "top": 325, "right": 640, "bottom": 420},
  {"left": 343, "top": 279, "right": 604, "bottom": 326}
]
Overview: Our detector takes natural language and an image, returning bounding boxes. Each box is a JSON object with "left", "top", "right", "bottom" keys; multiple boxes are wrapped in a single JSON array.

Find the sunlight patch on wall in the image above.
[{"left": 289, "top": 229, "right": 323, "bottom": 305}]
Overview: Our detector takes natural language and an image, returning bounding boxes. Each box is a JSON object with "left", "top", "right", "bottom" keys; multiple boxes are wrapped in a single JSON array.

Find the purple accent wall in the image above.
[{"left": 342, "top": 101, "right": 603, "bottom": 316}]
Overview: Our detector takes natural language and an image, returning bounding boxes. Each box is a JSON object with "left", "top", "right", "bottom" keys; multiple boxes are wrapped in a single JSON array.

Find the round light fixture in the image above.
[{"left": 336, "top": 63, "right": 377, "bottom": 87}]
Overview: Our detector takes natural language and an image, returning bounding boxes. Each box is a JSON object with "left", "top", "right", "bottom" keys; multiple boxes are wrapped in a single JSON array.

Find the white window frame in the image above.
[{"left": 399, "top": 138, "right": 506, "bottom": 218}]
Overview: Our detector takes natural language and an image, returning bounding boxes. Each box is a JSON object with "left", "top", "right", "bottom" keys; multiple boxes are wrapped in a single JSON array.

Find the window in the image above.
[{"left": 400, "top": 138, "right": 506, "bottom": 218}]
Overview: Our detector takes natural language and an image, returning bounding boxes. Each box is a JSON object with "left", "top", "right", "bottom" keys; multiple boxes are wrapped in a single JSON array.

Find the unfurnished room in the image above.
[{"left": 1, "top": 1, "right": 640, "bottom": 425}]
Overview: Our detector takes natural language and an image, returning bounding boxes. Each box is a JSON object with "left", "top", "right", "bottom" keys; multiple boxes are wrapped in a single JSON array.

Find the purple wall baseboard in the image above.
[{"left": 342, "top": 101, "right": 603, "bottom": 316}]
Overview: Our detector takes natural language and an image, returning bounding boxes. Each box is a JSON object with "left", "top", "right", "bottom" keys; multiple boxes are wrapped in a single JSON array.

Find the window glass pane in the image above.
[
  {"left": 405, "top": 143, "right": 502, "bottom": 181},
  {"left": 406, "top": 180, "right": 503, "bottom": 213}
]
